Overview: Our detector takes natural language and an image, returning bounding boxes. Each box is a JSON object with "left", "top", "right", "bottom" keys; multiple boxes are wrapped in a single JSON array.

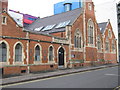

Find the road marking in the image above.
[
  {"left": 1, "top": 66, "right": 118, "bottom": 88},
  {"left": 114, "top": 86, "right": 120, "bottom": 90},
  {"left": 1, "top": 70, "right": 92, "bottom": 88}
]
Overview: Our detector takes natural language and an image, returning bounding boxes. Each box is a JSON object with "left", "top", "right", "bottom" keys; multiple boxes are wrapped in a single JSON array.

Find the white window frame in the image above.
[
  {"left": 97, "top": 36, "right": 102, "bottom": 52},
  {"left": 34, "top": 44, "right": 42, "bottom": 64},
  {"left": 87, "top": 19, "right": 94, "bottom": 47},
  {"left": 88, "top": 3, "right": 92, "bottom": 11},
  {"left": 108, "top": 29, "right": 112, "bottom": 38},
  {"left": 74, "top": 29, "right": 83, "bottom": 50},
  {"left": 2, "top": 15, "right": 7, "bottom": 25},
  {"left": 48, "top": 45, "right": 55, "bottom": 64},
  {"left": 0, "top": 40, "right": 10, "bottom": 67},
  {"left": 105, "top": 37, "right": 110, "bottom": 53},
  {"left": 13, "top": 42, "right": 24, "bottom": 65}
]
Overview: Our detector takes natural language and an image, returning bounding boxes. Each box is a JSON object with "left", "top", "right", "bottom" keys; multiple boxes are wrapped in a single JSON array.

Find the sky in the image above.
[
  {"left": 8, "top": 0, "right": 119, "bottom": 38},
  {"left": 8, "top": 0, "right": 119, "bottom": 18},
  {"left": 7, "top": 0, "right": 120, "bottom": 60}
]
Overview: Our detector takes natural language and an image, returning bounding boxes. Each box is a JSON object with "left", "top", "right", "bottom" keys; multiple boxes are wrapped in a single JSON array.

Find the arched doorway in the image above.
[{"left": 58, "top": 47, "right": 64, "bottom": 66}]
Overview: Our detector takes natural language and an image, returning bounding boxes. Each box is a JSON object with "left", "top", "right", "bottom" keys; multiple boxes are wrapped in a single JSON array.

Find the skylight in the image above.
[
  {"left": 34, "top": 26, "right": 44, "bottom": 31},
  {"left": 42, "top": 24, "right": 56, "bottom": 31},
  {"left": 55, "top": 20, "right": 71, "bottom": 29}
]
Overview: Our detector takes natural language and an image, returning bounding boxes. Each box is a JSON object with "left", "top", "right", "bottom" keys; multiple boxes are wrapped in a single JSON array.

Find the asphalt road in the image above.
[{"left": 3, "top": 66, "right": 119, "bottom": 88}]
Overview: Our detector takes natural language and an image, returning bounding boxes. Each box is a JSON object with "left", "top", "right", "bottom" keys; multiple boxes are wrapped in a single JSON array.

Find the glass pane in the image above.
[
  {"left": 49, "top": 47, "right": 53, "bottom": 61},
  {"left": 15, "top": 44, "right": 22, "bottom": 62},
  {"left": 0, "top": 43, "right": 7, "bottom": 62}
]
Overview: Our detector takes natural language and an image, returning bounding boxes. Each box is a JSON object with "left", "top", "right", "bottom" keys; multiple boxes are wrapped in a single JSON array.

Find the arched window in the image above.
[
  {"left": 112, "top": 40, "right": 115, "bottom": 52},
  {"left": 35, "top": 45, "right": 40, "bottom": 61},
  {"left": 97, "top": 36, "right": 101, "bottom": 50},
  {"left": 74, "top": 36, "right": 77, "bottom": 48},
  {"left": 49, "top": 46, "right": 54, "bottom": 61},
  {"left": 88, "top": 19, "right": 94, "bottom": 44},
  {"left": 0, "top": 42, "right": 7, "bottom": 62},
  {"left": 108, "top": 29, "right": 112, "bottom": 38},
  {"left": 79, "top": 37, "right": 82, "bottom": 48},
  {"left": 74, "top": 29, "right": 82, "bottom": 48},
  {"left": 88, "top": 3, "right": 92, "bottom": 10},
  {"left": 105, "top": 38, "right": 109, "bottom": 52},
  {"left": 15, "top": 43, "right": 22, "bottom": 62}
]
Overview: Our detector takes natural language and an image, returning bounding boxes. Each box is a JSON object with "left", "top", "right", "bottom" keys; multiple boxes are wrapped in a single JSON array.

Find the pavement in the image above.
[{"left": 1, "top": 63, "right": 119, "bottom": 86}]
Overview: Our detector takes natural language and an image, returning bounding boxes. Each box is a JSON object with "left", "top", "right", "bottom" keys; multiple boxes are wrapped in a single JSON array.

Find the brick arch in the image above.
[
  {"left": 13, "top": 41, "right": 25, "bottom": 65},
  {"left": 34, "top": 43, "right": 42, "bottom": 64},
  {"left": 0, "top": 40, "right": 10, "bottom": 65},
  {"left": 87, "top": 18, "right": 95, "bottom": 46},
  {"left": 48, "top": 45, "right": 55, "bottom": 63}
]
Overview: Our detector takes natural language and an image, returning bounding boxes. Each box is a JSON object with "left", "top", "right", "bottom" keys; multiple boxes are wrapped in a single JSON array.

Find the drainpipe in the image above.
[
  {"left": 26, "top": 32, "right": 30, "bottom": 73},
  {"left": 83, "top": 0, "right": 86, "bottom": 64}
]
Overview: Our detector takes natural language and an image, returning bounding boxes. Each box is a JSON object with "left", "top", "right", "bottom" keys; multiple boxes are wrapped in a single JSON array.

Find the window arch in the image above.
[
  {"left": 105, "top": 38, "right": 109, "bottom": 52},
  {"left": 35, "top": 45, "right": 40, "bottom": 61},
  {"left": 49, "top": 46, "right": 54, "bottom": 61},
  {"left": 97, "top": 36, "right": 101, "bottom": 50},
  {"left": 0, "top": 42, "right": 7, "bottom": 62},
  {"left": 74, "top": 29, "right": 82, "bottom": 48},
  {"left": 88, "top": 19, "right": 94, "bottom": 45},
  {"left": 15, "top": 43, "right": 22, "bottom": 62}
]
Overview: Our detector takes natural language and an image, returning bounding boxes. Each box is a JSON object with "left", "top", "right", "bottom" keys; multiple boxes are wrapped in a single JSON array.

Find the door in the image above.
[{"left": 58, "top": 47, "right": 64, "bottom": 66}]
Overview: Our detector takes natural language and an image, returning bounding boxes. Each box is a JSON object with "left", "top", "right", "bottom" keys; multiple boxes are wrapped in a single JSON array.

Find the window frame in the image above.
[
  {"left": 108, "top": 29, "right": 112, "bottom": 38},
  {"left": 48, "top": 46, "right": 54, "bottom": 62},
  {"left": 2, "top": 15, "right": 7, "bottom": 25},
  {"left": 105, "top": 38, "right": 109, "bottom": 52},
  {"left": 112, "top": 40, "right": 116, "bottom": 52},
  {"left": 97, "top": 36, "right": 102, "bottom": 51},
  {"left": 13, "top": 42, "right": 24, "bottom": 65},
  {"left": 88, "top": 3, "right": 92, "bottom": 11},
  {"left": 34, "top": 45, "right": 41, "bottom": 61},
  {"left": 74, "top": 29, "right": 82, "bottom": 49},
  {"left": 0, "top": 42, "right": 7, "bottom": 62},
  {"left": 87, "top": 19, "right": 94, "bottom": 46},
  {"left": 15, "top": 43, "right": 22, "bottom": 62}
]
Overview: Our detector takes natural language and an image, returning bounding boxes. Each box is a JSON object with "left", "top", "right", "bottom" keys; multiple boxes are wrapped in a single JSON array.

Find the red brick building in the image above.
[{"left": 0, "top": 0, "right": 117, "bottom": 75}]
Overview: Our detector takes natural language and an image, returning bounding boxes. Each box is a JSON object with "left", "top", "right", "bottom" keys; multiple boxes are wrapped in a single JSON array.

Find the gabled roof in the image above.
[
  {"left": 98, "top": 22, "right": 108, "bottom": 34},
  {"left": 2, "top": 12, "right": 23, "bottom": 28},
  {"left": 25, "top": 8, "right": 83, "bottom": 34}
]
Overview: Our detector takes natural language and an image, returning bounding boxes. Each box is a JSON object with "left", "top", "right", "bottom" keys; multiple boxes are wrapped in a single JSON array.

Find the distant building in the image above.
[
  {"left": 117, "top": 2, "right": 120, "bottom": 62},
  {"left": 54, "top": 0, "right": 83, "bottom": 15},
  {"left": 9, "top": 10, "right": 38, "bottom": 27}
]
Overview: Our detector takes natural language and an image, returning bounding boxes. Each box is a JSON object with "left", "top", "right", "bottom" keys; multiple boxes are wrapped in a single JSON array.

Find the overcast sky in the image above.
[
  {"left": 8, "top": 0, "right": 119, "bottom": 39},
  {"left": 8, "top": 0, "right": 119, "bottom": 18}
]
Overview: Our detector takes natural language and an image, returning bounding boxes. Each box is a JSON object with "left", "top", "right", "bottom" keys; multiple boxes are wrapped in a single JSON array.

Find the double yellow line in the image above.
[
  {"left": 1, "top": 66, "right": 118, "bottom": 88},
  {"left": 114, "top": 86, "right": 120, "bottom": 90}
]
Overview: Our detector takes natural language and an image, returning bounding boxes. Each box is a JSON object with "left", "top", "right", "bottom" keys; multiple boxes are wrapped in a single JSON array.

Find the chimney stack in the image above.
[{"left": 1, "top": 0, "right": 8, "bottom": 12}]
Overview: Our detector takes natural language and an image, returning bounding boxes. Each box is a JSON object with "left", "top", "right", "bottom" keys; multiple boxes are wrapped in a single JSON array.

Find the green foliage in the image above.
[{"left": 99, "top": 59, "right": 105, "bottom": 62}]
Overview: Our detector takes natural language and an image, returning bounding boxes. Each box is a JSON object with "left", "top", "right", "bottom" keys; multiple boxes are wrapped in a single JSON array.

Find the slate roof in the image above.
[
  {"left": 25, "top": 8, "right": 83, "bottom": 34},
  {"left": 98, "top": 22, "right": 108, "bottom": 34}
]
